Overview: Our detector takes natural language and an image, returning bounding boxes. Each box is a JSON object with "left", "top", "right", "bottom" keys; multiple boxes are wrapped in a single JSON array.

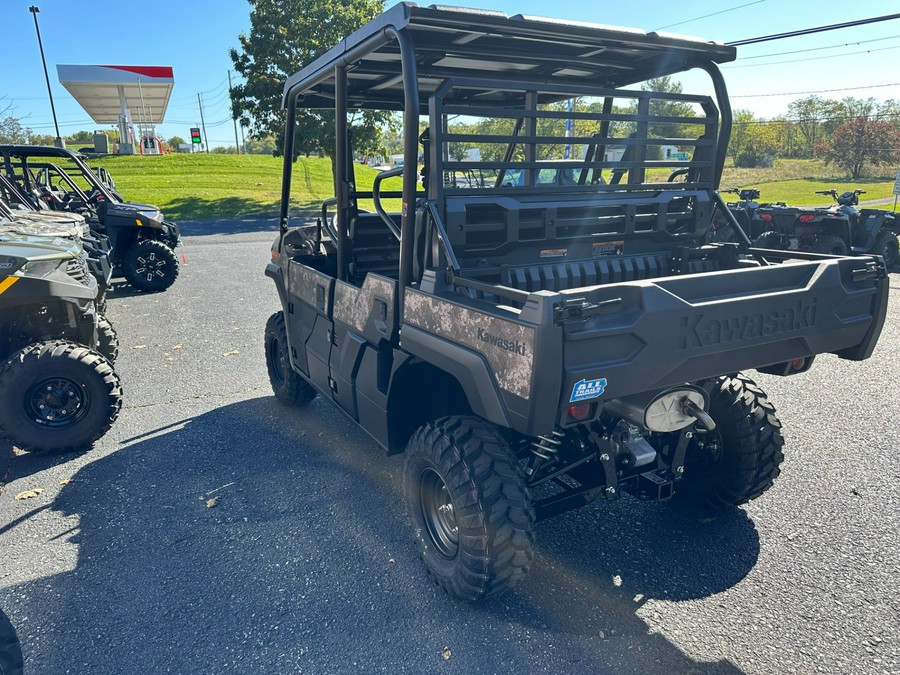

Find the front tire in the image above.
[
  {"left": 873, "top": 229, "right": 899, "bottom": 268},
  {"left": 265, "top": 312, "right": 316, "bottom": 407},
  {"left": 678, "top": 374, "right": 784, "bottom": 508},
  {"left": 0, "top": 341, "right": 123, "bottom": 453},
  {"left": 404, "top": 416, "right": 535, "bottom": 600},
  {"left": 122, "top": 240, "right": 179, "bottom": 292}
]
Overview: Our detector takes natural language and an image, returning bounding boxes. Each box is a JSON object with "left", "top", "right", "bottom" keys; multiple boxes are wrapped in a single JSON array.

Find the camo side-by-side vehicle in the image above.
[
  {"left": 265, "top": 4, "right": 888, "bottom": 600},
  {"left": 0, "top": 145, "right": 181, "bottom": 292}
]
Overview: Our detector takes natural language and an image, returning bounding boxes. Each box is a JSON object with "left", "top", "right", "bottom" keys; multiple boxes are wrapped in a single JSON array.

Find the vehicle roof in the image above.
[
  {"left": 282, "top": 3, "right": 736, "bottom": 110},
  {"left": 0, "top": 145, "right": 86, "bottom": 161}
]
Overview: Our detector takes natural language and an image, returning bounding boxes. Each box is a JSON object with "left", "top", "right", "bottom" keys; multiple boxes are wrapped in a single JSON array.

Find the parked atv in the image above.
[
  {"left": 754, "top": 189, "right": 899, "bottom": 267},
  {"left": 0, "top": 183, "right": 113, "bottom": 310},
  {"left": 709, "top": 187, "right": 772, "bottom": 242},
  {"left": 0, "top": 232, "right": 122, "bottom": 452},
  {"left": 0, "top": 146, "right": 181, "bottom": 292}
]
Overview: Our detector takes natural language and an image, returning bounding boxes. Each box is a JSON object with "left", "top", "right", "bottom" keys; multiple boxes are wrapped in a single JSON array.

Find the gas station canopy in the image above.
[{"left": 56, "top": 64, "right": 174, "bottom": 124}]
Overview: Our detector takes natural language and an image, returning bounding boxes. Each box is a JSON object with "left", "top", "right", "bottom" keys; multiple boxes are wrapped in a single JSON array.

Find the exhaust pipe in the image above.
[{"left": 604, "top": 386, "right": 713, "bottom": 433}]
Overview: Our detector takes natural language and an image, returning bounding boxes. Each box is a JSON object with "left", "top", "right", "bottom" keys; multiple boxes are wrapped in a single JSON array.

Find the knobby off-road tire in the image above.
[
  {"left": 678, "top": 374, "right": 785, "bottom": 508},
  {"left": 265, "top": 312, "right": 316, "bottom": 407},
  {"left": 404, "top": 416, "right": 535, "bottom": 601},
  {"left": 810, "top": 234, "right": 848, "bottom": 256},
  {"left": 122, "top": 240, "right": 179, "bottom": 292},
  {"left": 873, "top": 229, "right": 899, "bottom": 269},
  {"left": 0, "top": 341, "right": 123, "bottom": 453},
  {"left": 96, "top": 314, "right": 119, "bottom": 363},
  {"left": 752, "top": 231, "right": 782, "bottom": 250},
  {"left": 0, "top": 608, "right": 23, "bottom": 675}
]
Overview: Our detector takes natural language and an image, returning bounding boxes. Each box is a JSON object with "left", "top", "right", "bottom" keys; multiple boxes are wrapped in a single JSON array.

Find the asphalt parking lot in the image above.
[{"left": 1, "top": 218, "right": 898, "bottom": 674}]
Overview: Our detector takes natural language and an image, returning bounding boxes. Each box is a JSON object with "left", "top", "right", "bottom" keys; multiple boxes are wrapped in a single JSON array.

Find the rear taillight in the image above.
[
  {"left": 799, "top": 214, "right": 815, "bottom": 222},
  {"left": 760, "top": 213, "right": 772, "bottom": 221},
  {"left": 567, "top": 403, "right": 591, "bottom": 421}
]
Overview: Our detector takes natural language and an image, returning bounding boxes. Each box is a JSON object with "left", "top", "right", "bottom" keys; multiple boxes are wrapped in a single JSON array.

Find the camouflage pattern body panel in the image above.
[
  {"left": 333, "top": 275, "right": 396, "bottom": 343},
  {"left": 404, "top": 289, "right": 535, "bottom": 400},
  {"left": 288, "top": 260, "right": 334, "bottom": 316}
]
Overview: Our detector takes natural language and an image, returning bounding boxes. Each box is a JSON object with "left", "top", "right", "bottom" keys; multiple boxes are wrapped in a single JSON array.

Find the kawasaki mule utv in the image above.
[
  {"left": 0, "top": 145, "right": 181, "bottom": 292},
  {"left": 0, "top": 231, "right": 122, "bottom": 453},
  {"left": 265, "top": 4, "right": 888, "bottom": 600}
]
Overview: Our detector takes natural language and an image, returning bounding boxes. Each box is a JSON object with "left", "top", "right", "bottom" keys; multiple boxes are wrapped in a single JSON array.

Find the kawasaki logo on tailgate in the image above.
[{"left": 678, "top": 297, "right": 818, "bottom": 350}]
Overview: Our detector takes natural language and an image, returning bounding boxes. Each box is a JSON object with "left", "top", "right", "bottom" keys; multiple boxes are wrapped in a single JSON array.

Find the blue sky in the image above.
[{"left": 3, "top": 0, "right": 900, "bottom": 147}]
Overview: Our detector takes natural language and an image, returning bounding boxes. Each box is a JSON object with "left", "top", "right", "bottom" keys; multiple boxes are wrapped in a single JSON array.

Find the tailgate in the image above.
[{"left": 559, "top": 256, "right": 887, "bottom": 403}]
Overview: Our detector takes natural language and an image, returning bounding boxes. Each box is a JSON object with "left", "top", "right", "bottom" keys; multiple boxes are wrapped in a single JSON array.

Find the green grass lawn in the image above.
[
  {"left": 96, "top": 153, "right": 897, "bottom": 220},
  {"left": 720, "top": 159, "right": 897, "bottom": 205}
]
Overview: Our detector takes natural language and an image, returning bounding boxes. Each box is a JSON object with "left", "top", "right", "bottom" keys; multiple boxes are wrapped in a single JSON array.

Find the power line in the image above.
[
  {"left": 732, "top": 112, "right": 900, "bottom": 126},
  {"left": 725, "top": 43, "right": 900, "bottom": 69},
  {"left": 653, "top": 0, "right": 765, "bottom": 31},
  {"left": 731, "top": 81, "right": 900, "bottom": 98},
  {"left": 737, "top": 34, "right": 900, "bottom": 59},
  {"left": 728, "top": 12, "right": 900, "bottom": 46}
]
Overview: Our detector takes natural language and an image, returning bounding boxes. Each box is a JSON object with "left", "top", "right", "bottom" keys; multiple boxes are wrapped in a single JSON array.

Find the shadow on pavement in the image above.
[
  {"left": 162, "top": 196, "right": 278, "bottom": 222},
  {"left": 1, "top": 397, "right": 756, "bottom": 674}
]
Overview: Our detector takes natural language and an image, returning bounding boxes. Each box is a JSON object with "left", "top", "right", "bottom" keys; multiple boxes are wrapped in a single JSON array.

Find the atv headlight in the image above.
[{"left": 21, "top": 259, "right": 64, "bottom": 278}]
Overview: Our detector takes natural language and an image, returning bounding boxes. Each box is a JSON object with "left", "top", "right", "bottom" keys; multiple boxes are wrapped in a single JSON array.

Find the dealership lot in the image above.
[{"left": 1, "top": 219, "right": 898, "bottom": 675}]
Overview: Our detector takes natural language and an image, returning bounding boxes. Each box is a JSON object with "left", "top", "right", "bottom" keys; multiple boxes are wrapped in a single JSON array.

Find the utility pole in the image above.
[
  {"left": 197, "top": 92, "right": 209, "bottom": 153},
  {"left": 28, "top": 6, "right": 63, "bottom": 148},
  {"left": 227, "top": 70, "right": 241, "bottom": 154}
]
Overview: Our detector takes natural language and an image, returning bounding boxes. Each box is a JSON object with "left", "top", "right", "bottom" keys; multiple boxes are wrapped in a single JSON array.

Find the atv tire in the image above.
[
  {"left": 752, "top": 231, "right": 782, "bottom": 250},
  {"left": 0, "top": 341, "right": 123, "bottom": 453},
  {"left": 0, "top": 608, "right": 23, "bottom": 675},
  {"left": 678, "top": 374, "right": 784, "bottom": 508},
  {"left": 404, "top": 416, "right": 535, "bottom": 601},
  {"left": 873, "top": 229, "right": 899, "bottom": 269},
  {"left": 96, "top": 314, "right": 119, "bottom": 363},
  {"left": 122, "top": 240, "right": 179, "bottom": 292},
  {"left": 810, "top": 234, "right": 848, "bottom": 256},
  {"left": 265, "top": 312, "right": 316, "bottom": 407}
]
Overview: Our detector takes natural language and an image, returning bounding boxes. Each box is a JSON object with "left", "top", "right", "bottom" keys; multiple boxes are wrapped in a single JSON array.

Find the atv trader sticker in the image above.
[{"left": 570, "top": 377, "right": 607, "bottom": 402}]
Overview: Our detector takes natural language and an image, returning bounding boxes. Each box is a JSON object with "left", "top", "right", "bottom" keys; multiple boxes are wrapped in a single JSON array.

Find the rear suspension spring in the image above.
[{"left": 529, "top": 430, "right": 565, "bottom": 460}]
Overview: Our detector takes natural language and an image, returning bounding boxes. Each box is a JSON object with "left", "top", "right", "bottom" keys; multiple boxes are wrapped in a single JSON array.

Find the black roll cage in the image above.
[{"left": 278, "top": 3, "right": 737, "bottom": 322}]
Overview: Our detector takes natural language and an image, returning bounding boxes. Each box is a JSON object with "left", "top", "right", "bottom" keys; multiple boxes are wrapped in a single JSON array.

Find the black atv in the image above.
[
  {"left": 0, "top": 146, "right": 181, "bottom": 292},
  {"left": 0, "top": 232, "right": 122, "bottom": 453},
  {"left": 709, "top": 187, "right": 773, "bottom": 242},
  {"left": 754, "top": 189, "right": 899, "bottom": 267}
]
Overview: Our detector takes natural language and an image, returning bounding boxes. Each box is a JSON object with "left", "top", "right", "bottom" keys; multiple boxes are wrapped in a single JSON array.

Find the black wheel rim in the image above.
[
  {"left": 25, "top": 376, "right": 89, "bottom": 428},
  {"left": 419, "top": 468, "right": 458, "bottom": 559},
  {"left": 269, "top": 337, "right": 286, "bottom": 386},
  {"left": 134, "top": 249, "right": 168, "bottom": 282}
]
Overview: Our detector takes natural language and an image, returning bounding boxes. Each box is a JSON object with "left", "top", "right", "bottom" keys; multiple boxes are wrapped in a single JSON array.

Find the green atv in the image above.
[
  {"left": 0, "top": 194, "right": 113, "bottom": 312},
  {"left": 0, "top": 232, "right": 122, "bottom": 453}
]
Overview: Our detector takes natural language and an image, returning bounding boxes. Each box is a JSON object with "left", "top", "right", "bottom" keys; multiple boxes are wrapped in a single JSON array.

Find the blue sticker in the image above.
[{"left": 570, "top": 378, "right": 607, "bottom": 403}]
